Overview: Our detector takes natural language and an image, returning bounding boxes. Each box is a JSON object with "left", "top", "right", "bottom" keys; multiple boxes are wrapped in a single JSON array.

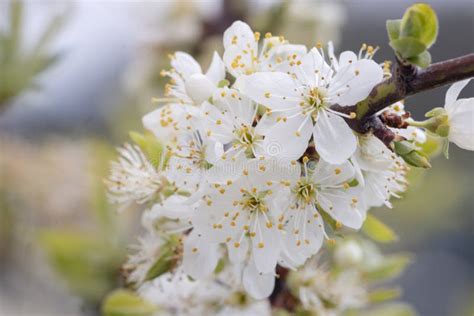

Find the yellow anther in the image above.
[
  {"left": 258, "top": 242, "right": 265, "bottom": 248},
  {"left": 265, "top": 32, "right": 272, "bottom": 39},
  {"left": 254, "top": 32, "right": 261, "bottom": 41},
  {"left": 264, "top": 92, "right": 271, "bottom": 98},
  {"left": 334, "top": 168, "right": 342, "bottom": 175}
]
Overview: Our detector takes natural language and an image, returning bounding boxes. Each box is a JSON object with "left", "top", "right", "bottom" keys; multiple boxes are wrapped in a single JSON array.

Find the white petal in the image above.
[
  {"left": 185, "top": 73, "right": 215, "bottom": 104},
  {"left": 150, "top": 196, "right": 195, "bottom": 220},
  {"left": 243, "top": 263, "right": 275, "bottom": 299},
  {"left": 318, "top": 189, "right": 363, "bottom": 229},
  {"left": 223, "top": 21, "right": 258, "bottom": 77},
  {"left": 261, "top": 113, "right": 312, "bottom": 160},
  {"left": 283, "top": 205, "right": 324, "bottom": 263},
  {"left": 445, "top": 79, "right": 471, "bottom": 111},
  {"left": 312, "top": 159, "right": 355, "bottom": 186},
  {"left": 295, "top": 48, "right": 332, "bottom": 86},
  {"left": 142, "top": 104, "right": 194, "bottom": 140},
  {"left": 227, "top": 236, "right": 249, "bottom": 263},
  {"left": 313, "top": 110, "right": 357, "bottom": 164},
  {"left": 338, "top": 51, "right": 358, "bottom": 68},
  {"left": 251, "top": 218, "right": 280, "bottom": 274},
  {"left": 206, "top": 51, "right": 226, "bottom": 85},
  {"left": 329, "top": 59, "right": 383, "bottom": 106},
  {"left": 236, "top": 72, "right": 301, "bottom": 110},
  {"left": 223, "top": 21, "right": 256, "bottom": 50},
  {"left": 449, "top": 98, "right": 474, "bottom": 150},
  {"left": 183, "top": 231, "right": 220, "bottom": 279},
  {"left": 171, "top": 52, "right": 202, "bottom": 77}
]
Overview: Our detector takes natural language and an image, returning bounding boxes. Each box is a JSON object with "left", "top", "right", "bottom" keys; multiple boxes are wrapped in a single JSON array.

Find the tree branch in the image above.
[{"left": 333, "top": 53, "right": 474, "bottom": 137}]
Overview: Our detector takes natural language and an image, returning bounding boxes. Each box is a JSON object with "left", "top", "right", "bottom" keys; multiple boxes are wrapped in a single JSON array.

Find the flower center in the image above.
[
  {"left": 294, "top": 179, "right": 317, "bottom": 205},
  {"left": 233, "top": 125, "right": 262, "bottom": 157},
  {"left": 301, "top": 87, "right": 327, "bottom": 119},
  {"left": 239, "top": 190, "right": 269, "bottom": 213}
]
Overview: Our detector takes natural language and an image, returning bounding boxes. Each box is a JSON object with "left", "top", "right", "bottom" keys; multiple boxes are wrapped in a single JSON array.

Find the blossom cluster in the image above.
[{"left": 106, "top": 20, "right": 473, "bottom": 311}]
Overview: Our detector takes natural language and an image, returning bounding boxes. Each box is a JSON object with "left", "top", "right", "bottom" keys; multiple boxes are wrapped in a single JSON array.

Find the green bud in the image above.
[
  {"left": 394, "top": 140, "right": 431, "bottom": 168},
  {"left": 402, "top": 150, "right": 432, "bottom": 169},
  {"left": 436, "top": 124, "right": 450, "bottom": 137}
]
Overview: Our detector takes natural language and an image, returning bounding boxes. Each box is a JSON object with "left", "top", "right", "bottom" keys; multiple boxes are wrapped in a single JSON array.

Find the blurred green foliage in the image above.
[
  {"left": 102, "top": 289, "right": 156, "bottom": 316},
  {"left": 39, "top": 141, "right": 127, "bottom": 305},
  {"left": 0, "top": 0, "right": 65, "bottom": 107}
]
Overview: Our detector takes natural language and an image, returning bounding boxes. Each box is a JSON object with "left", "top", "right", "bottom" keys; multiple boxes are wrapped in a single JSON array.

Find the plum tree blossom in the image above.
[
  {"left": 236, "top": 45, "right": 383, "bottom": 163},
  {"left": 103, "top": 4, "right": 474, "bottom": 314}
]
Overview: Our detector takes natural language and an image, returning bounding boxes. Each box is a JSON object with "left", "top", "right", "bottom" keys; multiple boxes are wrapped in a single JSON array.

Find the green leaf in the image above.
[
  {"left": 144, "top": 247, "right": 174, "bottom": 281},
  {"left": 401, "top": 3, "right": 438, "bottom": 48},
  {"left": 407, "top": 50, "right": 431, "bottom": 68},
  {"left": 40, "top": 230, "right": 123, "bottom": 303},
  {"left": 364, "top": 254, "right": 412, "bottom": 282},
  {"left": 386, "top": 19, "right": 401, "bottom": 41},
  {"left": 102, "top": 289, "right": 156, "bottom": 316},
  {"left": 364, "top": 303, "right": 417, "bottom": 316},
  {"left": 390, "top": 37, "right": 426, "bottom": 59},
  {"left": 368, "top": 287, "right": 401, "bottom": 303},
  {"left": 362, "top": 214, "right": 398, "bottom": 243}
]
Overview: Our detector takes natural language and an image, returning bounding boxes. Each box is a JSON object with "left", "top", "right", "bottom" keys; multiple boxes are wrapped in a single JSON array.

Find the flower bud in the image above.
[
  {"left": 394, "top": 140, "right": 431, "bottom": 169},
  {"left": 334, "top": 240, "right": 364, "bottom": 267}
]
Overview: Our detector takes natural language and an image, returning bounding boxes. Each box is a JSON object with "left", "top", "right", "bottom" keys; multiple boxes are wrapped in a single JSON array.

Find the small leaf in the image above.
[
  {"left": 362, "top": 214, "right": 398, "bottom": 243},
  {"left": 364, "top": 254, "right": 412, "bottom": 281},
  {"left": 144, "top": 247, "right": 174, "bottom": 281},
  {"left": 407, "top": 50, "right": 432, "bottom": 68},
  {"left": 386, "top": 19, "right": 401, "bottom": 41},
  {"left": 390, "top": 37, "right": 426, "bottom": 59},
  {"left": 368, "top": 287, "right": 401, "bottom": 303},
  {"left": 401, "top": 3, "right": 438, "bottom": 48},
  {"left": 102, "top": 289, "right": 156, "bottom": 316}
]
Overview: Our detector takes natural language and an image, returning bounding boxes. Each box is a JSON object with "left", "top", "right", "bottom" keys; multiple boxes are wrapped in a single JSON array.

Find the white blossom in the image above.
[
  {"left": 237, "top": 44, "right": 383, "bottom": 163},
  {"left": 279, "top": 158, "right": 363, "bottom": 267},
  {"left": 105, "top": 144, "right": 166, "bottom": 208},
  {"left": 444, "top": 79, "right": 474, "bottom": 150}
]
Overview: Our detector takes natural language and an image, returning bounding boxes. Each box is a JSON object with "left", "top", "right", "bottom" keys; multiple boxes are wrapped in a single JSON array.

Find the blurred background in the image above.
[{"left": 0, "top": 0, "right": 472, "bottom": 315}]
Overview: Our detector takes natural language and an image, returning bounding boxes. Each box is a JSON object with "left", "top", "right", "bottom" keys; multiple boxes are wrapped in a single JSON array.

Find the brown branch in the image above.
[{"left": 333, "top": 53, "right": 474, "bottom": 138}]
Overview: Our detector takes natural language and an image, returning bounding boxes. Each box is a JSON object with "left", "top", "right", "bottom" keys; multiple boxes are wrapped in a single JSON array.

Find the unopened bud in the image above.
[
  {"left": 394, "top": 140, "right": 431, "bottom": 168},
  {"left": 334, "top": 240, "right": 364, "bottom": 267}
]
